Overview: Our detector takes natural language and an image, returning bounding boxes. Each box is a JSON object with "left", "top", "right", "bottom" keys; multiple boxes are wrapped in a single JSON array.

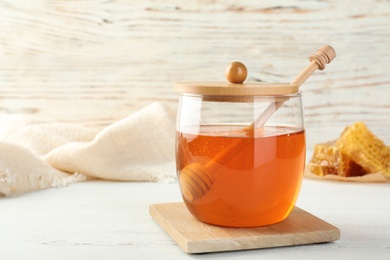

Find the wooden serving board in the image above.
[{"left": 149, "top": 202, "right": 340, "bottom": 254}]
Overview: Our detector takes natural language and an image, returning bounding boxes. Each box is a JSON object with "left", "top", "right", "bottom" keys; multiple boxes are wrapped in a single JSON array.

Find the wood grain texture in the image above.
[
  {"left": 149, "top": 202, "right": 340, "bottom": 254},
  {"left": 0, "top": 0, "right": 389, "bottom": 148}
]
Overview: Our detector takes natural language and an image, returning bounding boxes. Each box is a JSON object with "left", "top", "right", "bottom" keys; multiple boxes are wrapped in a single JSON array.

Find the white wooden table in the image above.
[{"left": 1, "top": 178, "right": 389, "bottom": 259}]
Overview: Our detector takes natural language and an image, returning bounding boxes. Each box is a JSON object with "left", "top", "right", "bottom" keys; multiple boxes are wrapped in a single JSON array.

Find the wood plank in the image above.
[
  {"left": 0, "top": 0, "right": 389, "bottom": 149},
  {"left": 149, "top": 202, "right": 340, "bottom": 254}
]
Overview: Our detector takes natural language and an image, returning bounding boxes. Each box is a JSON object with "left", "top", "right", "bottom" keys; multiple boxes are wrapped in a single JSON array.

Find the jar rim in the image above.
[{"left": 180, "top": 91, "right": 302, "bottom": 103}]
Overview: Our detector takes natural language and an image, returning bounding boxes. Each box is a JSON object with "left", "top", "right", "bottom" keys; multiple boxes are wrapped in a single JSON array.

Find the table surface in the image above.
[{"left": 1, "top": 177, "right": 389, "bottom": 259}]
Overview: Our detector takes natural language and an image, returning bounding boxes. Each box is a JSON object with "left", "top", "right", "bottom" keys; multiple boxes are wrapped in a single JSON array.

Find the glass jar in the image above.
[{"left": 175, "top": 66, "right": 305, "bottom": 227}]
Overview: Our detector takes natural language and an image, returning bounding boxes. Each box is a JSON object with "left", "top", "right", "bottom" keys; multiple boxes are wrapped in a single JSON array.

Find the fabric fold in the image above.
[
  {"left": 44, "top": 102, "right": 177, "bottom": 182},
  {"left": 0, "top": 102, "right": 177, "bottom": 197},
  {"left": 0, "top": 142, "right": 86, "bottom": 197}
]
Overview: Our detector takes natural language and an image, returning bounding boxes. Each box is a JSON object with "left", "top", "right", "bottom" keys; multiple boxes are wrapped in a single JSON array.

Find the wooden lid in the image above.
[
  {"left": 174, "top": 81, "right": 298, "bottom": 96},
  {"left": 175, "top": 61, "right": 298, "bottom": 96}
]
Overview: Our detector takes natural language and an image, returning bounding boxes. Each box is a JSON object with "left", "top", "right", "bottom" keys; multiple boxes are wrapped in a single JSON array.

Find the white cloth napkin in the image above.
[{"left": 0, "top": 102, "right": 177, "bottom": 197}]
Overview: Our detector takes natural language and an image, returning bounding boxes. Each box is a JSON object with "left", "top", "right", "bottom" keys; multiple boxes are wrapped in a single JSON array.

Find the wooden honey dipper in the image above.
[{"left": 179, "top": 45, "right": 336, "bottom": 202}]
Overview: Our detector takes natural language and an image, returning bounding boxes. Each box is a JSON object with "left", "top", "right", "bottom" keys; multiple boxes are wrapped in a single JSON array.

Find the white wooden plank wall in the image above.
[{"left": 0, "top": 0, "right": 389, "bottom": 148}]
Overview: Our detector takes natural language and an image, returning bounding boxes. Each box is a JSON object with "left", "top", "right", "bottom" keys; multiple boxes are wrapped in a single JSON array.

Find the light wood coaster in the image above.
[{"left": 149, "top": 202, "right": 340, "bottom": 254}]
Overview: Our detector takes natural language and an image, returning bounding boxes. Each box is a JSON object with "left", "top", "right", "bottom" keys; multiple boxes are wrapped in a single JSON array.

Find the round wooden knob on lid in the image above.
[{"left": 225, "top": 61, "right": 247, "bottom": 84}]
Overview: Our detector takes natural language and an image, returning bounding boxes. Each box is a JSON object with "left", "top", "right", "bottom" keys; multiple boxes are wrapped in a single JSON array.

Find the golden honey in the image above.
[{"left": 176, "top": 125, "right": 305, "bottom": 227}]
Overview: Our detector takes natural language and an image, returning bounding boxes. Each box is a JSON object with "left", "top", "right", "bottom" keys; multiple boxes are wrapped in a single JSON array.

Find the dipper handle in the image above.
[{"left": 291, "top": 45, "right": 336, "bottom": 86}]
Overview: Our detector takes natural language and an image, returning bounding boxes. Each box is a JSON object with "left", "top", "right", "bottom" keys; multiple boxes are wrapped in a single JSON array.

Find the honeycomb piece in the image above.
[
  {"left": 336, "top": 122, "right": 390, "bottom": 177},
  {"left": 339, "top": 153, "right": 368, "bottom": 177},
  {"left": 309, "top": 141, "right": 367, "bottom": 177},
  {"left": 309, "top": 141, "right": 339, "bottom": 176}
]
